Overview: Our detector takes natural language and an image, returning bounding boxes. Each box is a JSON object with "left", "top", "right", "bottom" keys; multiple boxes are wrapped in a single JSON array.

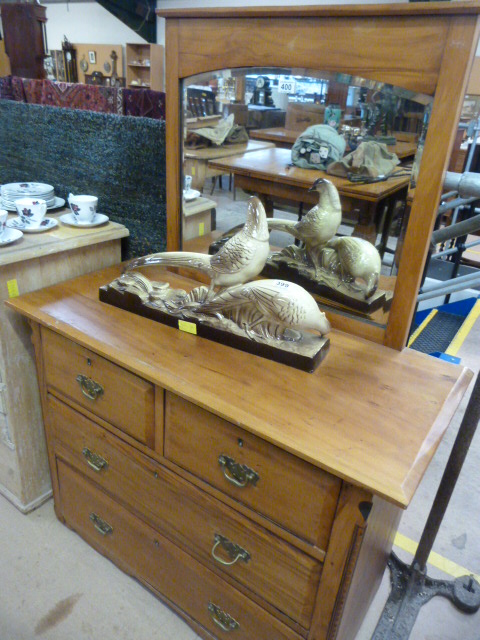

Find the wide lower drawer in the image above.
[
  {"left": 49, "top": 394, "right": 319, "bottom": 628},
  {"left": 58, "top": 459, "right": 303, "bottom": 640},
  {"left": 165, "top": 393, "right": 341, "bottom": 547},
  {"left": 42, "top": 328, "right": 156, "bottom": 447}
]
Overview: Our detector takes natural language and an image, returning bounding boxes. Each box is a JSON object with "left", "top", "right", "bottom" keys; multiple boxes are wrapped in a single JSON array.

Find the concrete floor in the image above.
[{"left": 1, "top": 186, "right": 480, "bottom": 640}]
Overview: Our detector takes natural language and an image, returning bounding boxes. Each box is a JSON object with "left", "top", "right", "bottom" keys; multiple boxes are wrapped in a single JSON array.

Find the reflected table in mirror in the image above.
[
  {"left": 249, "top": 128, "right": 417, "bottom": 160},
  {"left": 208, "top": 146, "right": 411, "bottom": 247},
  {"left": 184, "top": 140, "right": 275, "bottom": 192}
]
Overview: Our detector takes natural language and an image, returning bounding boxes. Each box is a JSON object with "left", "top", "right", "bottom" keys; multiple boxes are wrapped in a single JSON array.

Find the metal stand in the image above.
[{"left": 372, "top": 373, "right": 480, "bottom": 639}]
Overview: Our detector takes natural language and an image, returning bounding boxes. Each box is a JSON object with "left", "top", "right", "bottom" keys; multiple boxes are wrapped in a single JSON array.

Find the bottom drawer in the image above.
[{"left": 57, "top": 460, "right": 303, "bottom": 640}]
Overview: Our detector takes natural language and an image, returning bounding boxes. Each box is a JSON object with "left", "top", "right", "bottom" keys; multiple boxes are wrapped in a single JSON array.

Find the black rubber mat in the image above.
[{"left": 410, "top": 311, "right": 465, "bottom": 354}]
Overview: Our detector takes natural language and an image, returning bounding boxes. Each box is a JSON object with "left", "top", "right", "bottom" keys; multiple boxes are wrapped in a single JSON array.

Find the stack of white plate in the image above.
[{"left": 0, "top": 182, "right": 62, "bottom": 211}]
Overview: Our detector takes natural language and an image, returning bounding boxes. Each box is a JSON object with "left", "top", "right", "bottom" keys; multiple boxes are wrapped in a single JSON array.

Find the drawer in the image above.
[
  {"left": 49, "top": 394, "right": 320, "bottom": 628},
  {"left": 42, "top": 328, "right": 156, "bottom": 446},
  {"left": 165, "top": 393, "right": 341, "bottom": 547},
  {"left": 58, "top": 460, "right": 303, "bottom": 640}
]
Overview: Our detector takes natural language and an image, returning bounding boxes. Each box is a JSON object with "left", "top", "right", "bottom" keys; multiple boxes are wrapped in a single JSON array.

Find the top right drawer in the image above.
[{"left": 164, "top": 393, "right": 341, "bottom": 548}]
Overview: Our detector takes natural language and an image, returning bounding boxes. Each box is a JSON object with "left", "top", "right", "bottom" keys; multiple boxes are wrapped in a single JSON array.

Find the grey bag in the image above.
[{"left": 291, "top": 124, "right": 346, "bottom": 170}]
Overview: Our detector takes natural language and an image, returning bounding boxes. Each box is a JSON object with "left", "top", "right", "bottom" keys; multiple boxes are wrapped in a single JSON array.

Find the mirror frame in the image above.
[{"left": 158, "top": 2, "right": 480, "bottom": 349}]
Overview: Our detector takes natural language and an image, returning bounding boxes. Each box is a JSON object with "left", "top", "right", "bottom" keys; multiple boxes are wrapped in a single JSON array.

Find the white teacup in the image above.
[
  {"left": 15, "top": 198, "right": 48, "bottom": 228},
  {"left": 0, "top": 210, "right": 8, "bottom": 236},
  {"left": 68, "top": 194, "right": 98, "bottom": 223}
]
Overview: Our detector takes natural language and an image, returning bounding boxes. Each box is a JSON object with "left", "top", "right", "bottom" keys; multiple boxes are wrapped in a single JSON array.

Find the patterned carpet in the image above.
[{"left": 0, "top": 76, "right": 165, "bottom": 120}]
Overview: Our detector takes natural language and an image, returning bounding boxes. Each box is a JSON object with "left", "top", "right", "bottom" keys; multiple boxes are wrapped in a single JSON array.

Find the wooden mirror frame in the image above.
[{"left": 158, "top": 2, "right": 480, "bottom": 350}]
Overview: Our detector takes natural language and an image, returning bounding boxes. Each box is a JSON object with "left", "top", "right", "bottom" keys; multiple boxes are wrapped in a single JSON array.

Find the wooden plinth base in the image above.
[
  {"left": 262, "top": 262, "right": 389, "bottom": 314},
  {"left": 99, "top": 284, "right": 330, "bottom": 373}
]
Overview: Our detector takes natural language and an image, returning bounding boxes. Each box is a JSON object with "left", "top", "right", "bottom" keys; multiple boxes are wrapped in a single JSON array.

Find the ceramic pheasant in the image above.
[
  {"left": 126, "top": 196, "right": 270, "bottom": 297},
  {"left": 197, "top": 279, "right": 331, "bottom": 339},
  {"left": 267, "top": 178, "right": 342, "bottom": 273}
]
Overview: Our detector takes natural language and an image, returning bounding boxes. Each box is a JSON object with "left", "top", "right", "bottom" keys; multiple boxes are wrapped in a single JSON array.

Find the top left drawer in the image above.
[{"left": 42, "top": 329, "right": 155, "bottom": 447}]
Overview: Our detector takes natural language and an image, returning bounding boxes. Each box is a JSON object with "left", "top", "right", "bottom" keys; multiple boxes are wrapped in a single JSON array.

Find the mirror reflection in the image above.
[{"left": 181, "top": 68, "right": 432, "bottom": 328}]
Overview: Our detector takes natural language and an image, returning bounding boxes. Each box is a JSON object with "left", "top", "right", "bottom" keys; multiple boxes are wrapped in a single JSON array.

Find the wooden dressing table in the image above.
[
  {"left": 6, "top": 264, "right": 473, "bottom": 640},
  {"left": 7, "top": 3, "right": 480, "bottom": 640}
]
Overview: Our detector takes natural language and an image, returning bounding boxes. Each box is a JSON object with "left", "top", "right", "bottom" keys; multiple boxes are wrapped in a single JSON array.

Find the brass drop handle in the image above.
[
  {"left": 211, "top": 534, "right": 250, "bottom": 566},
  {"left": 82, "top": 447, "right": 108, "bottom": 473},
  {"left": 218, "top": 454, "right": 259, "bottom": 488},
  {"left": 89, "top": 512, "right": 113, "bottom": 536},
  {"left": 207, "top": 602, "right": 239, "bottom": 632},
  {"left": 76, "top": 374, "right": 104, "bottom": 401}
]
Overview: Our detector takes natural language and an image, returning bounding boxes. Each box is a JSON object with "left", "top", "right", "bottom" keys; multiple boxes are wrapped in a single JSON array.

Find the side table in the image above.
[
  {"left": 183, "top": 196, "right": 217, "bottom": 240},
  {"left": 0, "top": 210, "right": 129, "bottom": 512}
]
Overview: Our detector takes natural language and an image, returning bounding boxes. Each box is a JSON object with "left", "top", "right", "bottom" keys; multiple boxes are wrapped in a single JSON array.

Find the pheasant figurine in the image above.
[
  {"left": 267, "top": 178, "right": 342, "bottom": 273},
  {"left": 126, "top": 196, "right": 270, "bottom": 298}
]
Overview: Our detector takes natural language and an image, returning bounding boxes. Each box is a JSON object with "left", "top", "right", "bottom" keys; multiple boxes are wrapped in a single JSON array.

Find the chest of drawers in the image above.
[{"left": 7, "top": 265, "right": 472, "bottom": 640}]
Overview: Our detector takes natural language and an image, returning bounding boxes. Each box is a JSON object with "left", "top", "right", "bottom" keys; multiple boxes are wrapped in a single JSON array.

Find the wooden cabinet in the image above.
[
  {"left": 7, "top": 264, "right": 472, "bottom": 640},
  {"left": 0, "top": 216, "right": 129, "bottom": 513},
  {"left": 0, "top": 2, "right": 47, "bottom": 79},
  {"left": 125, "top": 43, "right": 164, "bottom": 91}
]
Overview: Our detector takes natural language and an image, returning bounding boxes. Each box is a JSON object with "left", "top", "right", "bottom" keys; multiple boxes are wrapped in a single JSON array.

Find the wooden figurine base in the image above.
[
  {"left": 99, "top": 283, "right": 330, "bottom": 373},
  {"left": 262, "top": 261, "right": 389, "bottom": 314}
]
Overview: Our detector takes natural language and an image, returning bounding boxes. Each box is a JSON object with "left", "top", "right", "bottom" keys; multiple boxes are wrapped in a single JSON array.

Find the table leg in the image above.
[
  {"left": 258, "top": 194, "right": 275, "bottom": 218},
  {"left": 351, "top": 202, "right": 377, "bottom": 244},
  {"left": 377, "top": 186, "right": 409, "bottom": 258}
]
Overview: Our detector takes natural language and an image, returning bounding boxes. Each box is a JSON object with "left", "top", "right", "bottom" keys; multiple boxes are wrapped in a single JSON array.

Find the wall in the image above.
[{"left": 43, "top": 1, "right": 147, "bottom": 50}]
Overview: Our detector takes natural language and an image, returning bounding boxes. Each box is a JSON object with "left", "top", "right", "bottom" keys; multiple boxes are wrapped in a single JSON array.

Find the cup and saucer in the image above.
[
  {"left": 60, "top": 212, "right": 109, "bottom": 227},
  {"left": 60, "top": 194, "right": 109, "bottom": 227},
  {"left": 6, "top": 197, "right": 58, "bottom": 236},
  {"left": 0, "top": 209, "right": 23, "bottom": 246}
]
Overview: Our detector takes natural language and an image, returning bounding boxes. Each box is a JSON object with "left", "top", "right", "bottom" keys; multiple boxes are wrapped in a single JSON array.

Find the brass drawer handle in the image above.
[
  {"left": 212, "top": 534, "right": 250, "bottom": 566},
  {"left": 82, "top": 447, "right": 108, "bottom": 473},
  {"left": 218, "top": 454, "right": 259, "bottom": 488},
  {"left": 207, "top": 602, "right": 239, "bottom": 632},
  {"left": 89, "top": 512, "right": 113, "bottom": 536},
  {"left": 76, "top": 374, "right": 104, "bottom": 401}
]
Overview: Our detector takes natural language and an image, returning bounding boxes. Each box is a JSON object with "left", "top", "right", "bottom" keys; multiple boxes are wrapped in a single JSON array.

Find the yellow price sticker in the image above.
[
  {"left": 199, "top": 222, "right": 205, "bottom": 236},
  {"left": 7, "top": 279, "right": 20, "bottom": 298},
  {"left": 178, "top": 320, "right": 197, "bottom": 335}
]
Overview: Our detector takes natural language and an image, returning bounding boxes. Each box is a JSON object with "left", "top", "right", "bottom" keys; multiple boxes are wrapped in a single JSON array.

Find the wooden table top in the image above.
[
  {"left": 184, "top": 139, "right": 274, "bottom": 160},
  {"left": 0, "top": 209, "right": 129, "bottom": 267},
  {"left": 249, "top": 127, "right": 417, "bottom": 159},
  {"left": 209, "top": 147, "right": 411, "bottom": 202},
  {"left": 6, "top": 263, "right": 472, "bottom": 508}
]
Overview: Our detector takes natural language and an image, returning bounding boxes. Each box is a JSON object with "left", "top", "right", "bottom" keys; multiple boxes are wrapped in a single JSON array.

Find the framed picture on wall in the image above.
[{"left": 88, "top": 51, "right": 96, "bottom": 64}]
